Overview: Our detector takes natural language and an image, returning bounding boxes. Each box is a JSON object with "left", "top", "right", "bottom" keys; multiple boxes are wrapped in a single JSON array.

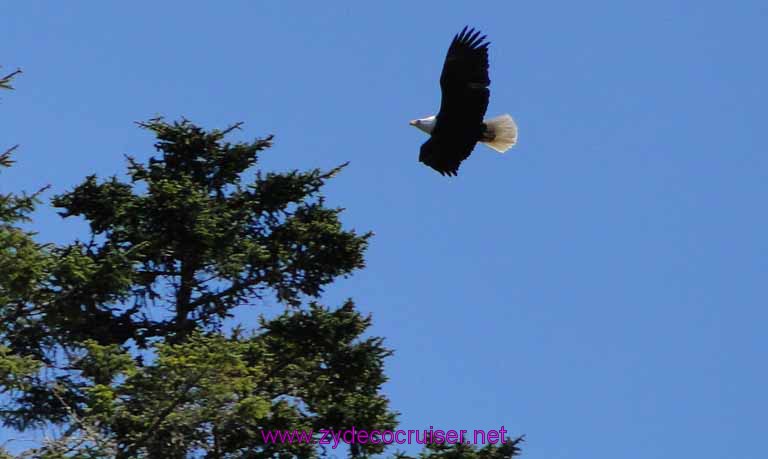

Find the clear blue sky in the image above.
[{"left": 3, "top": 1, "right": 768, "bottom": 457}]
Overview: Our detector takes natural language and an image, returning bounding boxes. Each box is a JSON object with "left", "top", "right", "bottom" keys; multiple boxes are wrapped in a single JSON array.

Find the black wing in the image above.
[{"left": 419, "top": 26, "right": 491, "bottom": 176}]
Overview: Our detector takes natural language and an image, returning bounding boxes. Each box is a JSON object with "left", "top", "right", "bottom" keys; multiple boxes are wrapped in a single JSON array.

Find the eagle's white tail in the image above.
[{"left": 482, "top": 114, "right": 518, "bottom": 153}]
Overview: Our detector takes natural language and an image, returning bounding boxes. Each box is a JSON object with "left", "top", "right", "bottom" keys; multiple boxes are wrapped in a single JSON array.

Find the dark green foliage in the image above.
[
  {"left": 100, "top": 303, "right": 395, "bottom": 458},
  {"left": 47, "top": 118, "right": 369, "bottom": 348},
  {"left": 0, "top": 118, "right": 397, "bottom": 457},
  {"left": 409, "top": 436, "right": 524, "bottom": 459}
]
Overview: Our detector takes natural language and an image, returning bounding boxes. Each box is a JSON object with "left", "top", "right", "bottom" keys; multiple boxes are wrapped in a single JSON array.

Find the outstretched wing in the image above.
[
  {"left": 419, "top": 136, "right": 460, "bottom": 176},
  {"left": 440, "top": 26, "right": 491, "bottom": 111},
  {"left": 419, "top": 26, "right": 491, "bottom": 176}
]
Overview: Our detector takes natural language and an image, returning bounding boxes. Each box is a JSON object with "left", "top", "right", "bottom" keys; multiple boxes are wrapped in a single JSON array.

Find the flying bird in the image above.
[{"left": 410, "top": 26, "right": 518, "bottom": 176}]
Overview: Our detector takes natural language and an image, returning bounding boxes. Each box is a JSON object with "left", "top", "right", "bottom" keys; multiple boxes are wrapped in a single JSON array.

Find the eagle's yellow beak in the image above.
[{"left": 409, "top": 120, "right": 418, "bottom": 126}]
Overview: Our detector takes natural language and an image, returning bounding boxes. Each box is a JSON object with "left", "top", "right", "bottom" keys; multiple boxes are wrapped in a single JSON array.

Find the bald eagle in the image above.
[{"left": 410, "top": 26, "right": 518, "bottom": 176}]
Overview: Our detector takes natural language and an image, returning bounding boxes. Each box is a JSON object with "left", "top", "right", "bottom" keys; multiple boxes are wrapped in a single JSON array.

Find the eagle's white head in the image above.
[{"left": 409, "top": 115, "right": 437, "bottom": 135}]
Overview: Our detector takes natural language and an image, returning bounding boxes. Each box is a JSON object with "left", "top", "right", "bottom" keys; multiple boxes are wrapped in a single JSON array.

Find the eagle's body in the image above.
[{"left": 410, "top": 26, "right": 518, "bottom": 176}]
